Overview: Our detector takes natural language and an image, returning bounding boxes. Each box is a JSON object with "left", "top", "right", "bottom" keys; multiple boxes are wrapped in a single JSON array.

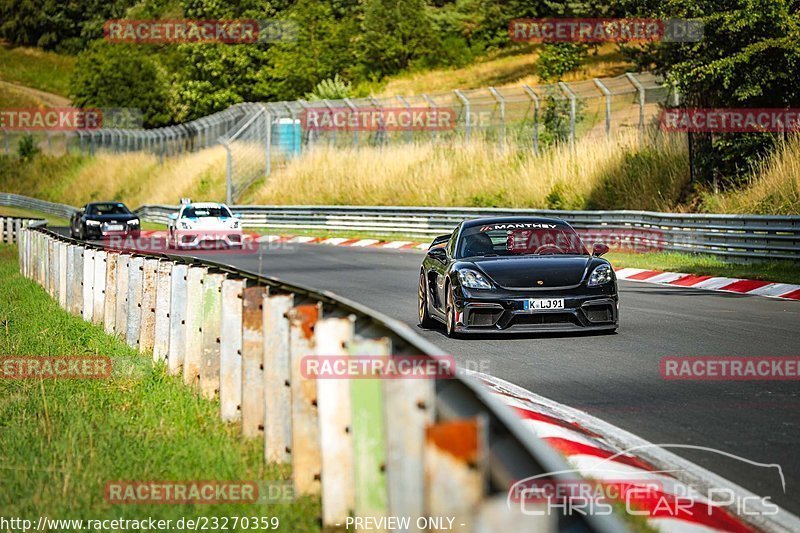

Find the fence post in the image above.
[
  {"left": 125, "top": 257, "right": 144, "bottom": 348},
  {"left": 424, "top": 417, "right": 487, "bottom": 527},
  {"left": 82, "top": 249, "right": 95, "bottom": 321},
  {"left": 289, "top": 303, "right": 322, "bottom": 496},
  {"left": 153, "top": 260, "right": 173, "bottom": 362},
  {"left": 220, "top": 278, "right": 245, "bottom": 422},
  {"left": 350, "top": 338, "right": 391, "bottom": 521},
  {"left": 167, "top": 263, "right": 189, "bottom": 375},
  {"left": 183, "top": 266, "right": 208, "bottom": 388},
  {"left": 69, "top": 245, "right": 83, "bottom": 316},
  {"left": 92, "top": 250, "right": 107, "bottom": 324},
  {"left": 47, "top": 238, "right": 55, "bottom": 297},
  {"left": 103, "top": 253, "right": 118, "bottom": 333},
  {"left": 488, "top": 87, "right": 505, "bottom": 151},
  {"left": 558, "top": 81, "right": 577, "bottom": 152},
  {"left": 522, "top": 85, "right": 540, "bottom": 155},
  {"left": 454, "top": 90, "right": 470, "bottom": 144},
  {"left": 422, "top": 95, "right": 438, "bottom": 143},
  {"left": 316, "top": 317, "right": 356, "bottom": 528},
  {"left": 200, "top": 272, "right": 225, "bottom": 399},
  {"left": 593, "top": 78, "right": 612, "bottom": 140},
  {"left": 241, "top": 286, "right": 268, "bottom": 438},
  {"left": 263, "top": 293, "right": 294, "bottom": 464},
  {"left": 115, "top": 254, "right": 130, "bottom": 336},
  {"left": 139, "top": 258, "right": 159, "bottom": 353},
  {"left": 58, "top": 241, "right": 68, "bottom": 310},
  {"left": 625, "top": 72, "right": 646, "bottom": 143},
  {"left": 384, "top": 367, "right": 435, "bottom": 528},
  {"left": 223, "top": 142, "right": 233, "bottom": 205}
]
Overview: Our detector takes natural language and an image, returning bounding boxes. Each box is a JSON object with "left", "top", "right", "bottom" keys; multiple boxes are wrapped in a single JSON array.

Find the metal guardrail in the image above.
[
  {"left": 136, "top": 204, "right": 800, "bottom": 263},
  {"left": 17, "top": 225, "right": 625, "bottom": 533},
  {"left": 0, "top": 192, "right": 78, "bottom": 220}
]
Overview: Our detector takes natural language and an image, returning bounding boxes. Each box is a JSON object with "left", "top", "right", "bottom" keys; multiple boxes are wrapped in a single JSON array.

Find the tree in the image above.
[{"left": 69, "top": 41, "right": 174, "bottom": 127}]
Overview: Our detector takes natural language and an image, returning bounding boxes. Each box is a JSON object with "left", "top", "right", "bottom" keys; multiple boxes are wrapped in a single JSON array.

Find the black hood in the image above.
[
  {"left": 84, "top": 213, "right": 138, "bottom": 222},
  {"left": 466, "top": 255, "right": 593, "bottom": 289}
]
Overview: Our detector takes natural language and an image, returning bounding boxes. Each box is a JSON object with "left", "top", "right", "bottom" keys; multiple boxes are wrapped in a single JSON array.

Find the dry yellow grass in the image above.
[
  {"left": 701, "top": 137, "right": 800, "bottom": 215},
  {"left": 50, "top": 147, "right": 228, "bottom": 207},
  {"left": 246, "top": 132, "right": 689, "bottom": 211},
  {"left": 373, "top": 44, "right": 630, "bottom": 96}
]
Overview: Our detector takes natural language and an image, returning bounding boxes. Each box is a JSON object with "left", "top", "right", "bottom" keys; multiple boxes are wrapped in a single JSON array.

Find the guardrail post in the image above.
[
  {"left": 138, "top": 258, "right": 159, "bottom": 351},
  {"left": 263, "top": 293, "right": 294, "bottom": 463},
  {"left": 103, "top": 253, "right": 118, "bottom": 333},
  {"left": 220, "top": 278, "right": 245, "bottom": 422},
  {"left": 48, "top": 238, "right": 56, "bottom": 297},
  {"left": 200, "top": 273, "right": 225, "bottom": 399},
  {"left": 424, "top": 417, "right": 487, "bottom": 528},
  {"left": 69, "top": 246, "right": 83, "bottom": 316},
  {"left": 289, "top": 303, "right": 322, "bottom": 496},
  {"left": 114, "top": 254, "right": 130, "bottom": 336},
  {"left": 242, "top": 286, "right": 268, "bottom": 438},
  {"left": 125, "top": 256, "right": 144, "bottom": 348},
  {"left": 92, "top": 250, "right": 107, "bottom": 324},
  {"left": 183, "top": 266, "right": 208, "bottom": 388},
  {"left": 350, "top": 338, "right": 391, "bottom": 521},
  {"left": 384, "top": 365, "right": 435, "bottom": 526},
  {"left": 167, "top": 264, "right": 189, "bottom": 375},
  {"left": 153, "top": 261, "right": 173, "bottom": 362},
  {"left": 58, "top": 241, "right": 68, "bottom": 310},
  {"left": 316, "top": 317, "right": 356, "bottom": 528},
  {"left": 82, "top": 249, "right": 95, "bottom": 321}
]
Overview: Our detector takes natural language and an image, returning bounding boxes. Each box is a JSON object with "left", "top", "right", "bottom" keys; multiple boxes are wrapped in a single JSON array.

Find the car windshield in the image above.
[
  {"left": 87, "top": 203, "right": 130, "bottom": 215},
  {"left": 458, "top": 222, "right": 588, "bottom": 258},
  {"left": 182, "top": 206, "right": 231, "bottom": 218}
]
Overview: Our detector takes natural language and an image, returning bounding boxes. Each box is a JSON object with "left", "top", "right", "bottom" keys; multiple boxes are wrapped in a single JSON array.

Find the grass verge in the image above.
[{"left": 0, "top": 244, "right": 320, "bottom": 528}]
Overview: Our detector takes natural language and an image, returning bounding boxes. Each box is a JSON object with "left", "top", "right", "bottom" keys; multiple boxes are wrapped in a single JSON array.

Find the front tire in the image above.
[
  {"left": 418, "top": 272, "right": 437, "bottom": 328},
  {"left": 445, "top": 282, "right": 459, "bottom": 338}
]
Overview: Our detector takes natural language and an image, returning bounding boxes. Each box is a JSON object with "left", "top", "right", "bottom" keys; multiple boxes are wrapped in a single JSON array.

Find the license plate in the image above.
[
  {"left": 524, "top": 298, "right": 565, "bottom": 311},
  {"left": 104, "top": 224, "right": 123, "bottom": 232}
]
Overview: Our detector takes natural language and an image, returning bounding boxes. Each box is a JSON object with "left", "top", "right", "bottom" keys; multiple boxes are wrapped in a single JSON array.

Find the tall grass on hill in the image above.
[
  {"left": 700, "top": 135, "right": 800, "bottom": 215},
  {"left": 247, "top": 132, "right": 690, "bottom": 211}
]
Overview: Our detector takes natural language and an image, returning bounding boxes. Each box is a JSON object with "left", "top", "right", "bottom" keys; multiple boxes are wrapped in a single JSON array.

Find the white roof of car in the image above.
[{"left": 183, "top": 202, "right": 228, "bottom": 209}]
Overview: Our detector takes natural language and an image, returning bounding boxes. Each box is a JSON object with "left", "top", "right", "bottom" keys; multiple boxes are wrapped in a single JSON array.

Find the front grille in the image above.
[
  {"left": 467, "top": 308, "right": 503, "bottom": 327},
  {"left": 583, "top": 304, "right": 613, "bottom": 323},
  {"left": 513, "top": 313, "right": 578, "bottom": 326}
]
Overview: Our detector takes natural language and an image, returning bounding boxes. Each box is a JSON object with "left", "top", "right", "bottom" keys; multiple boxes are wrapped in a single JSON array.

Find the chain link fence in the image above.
[{"left": 2, "top": 73, "right": 671, "bottom": 202}]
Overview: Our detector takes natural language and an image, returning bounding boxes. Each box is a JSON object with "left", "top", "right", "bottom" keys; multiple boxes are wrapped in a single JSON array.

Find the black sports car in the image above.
[
  {"left": 418, "top": 217, "right": 618, "bottom": 337},
  {"left": 70, "top": 202, "right": 140, "bottom": 240}
]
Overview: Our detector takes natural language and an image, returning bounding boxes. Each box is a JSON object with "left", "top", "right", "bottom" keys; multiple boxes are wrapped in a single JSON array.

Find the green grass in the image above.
[
  {"left": 0, "top": 245, "right": 320, "bottom": 528},
  {"left": 0, "top": 43, "right": 75, "bottom": 97},
  {"left": 607, "top": 250, "right": 800, "bottom": 285},
  {"left": 0, "top": 206, "right": 68, "bottom": 226}
]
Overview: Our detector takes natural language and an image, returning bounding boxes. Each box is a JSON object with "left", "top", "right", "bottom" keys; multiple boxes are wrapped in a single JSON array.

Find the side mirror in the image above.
[
  {"left": 592, "top": 242, "right": 610, "bottom": 257},
  {"left": 428, "top": 247, "right": 447, "bottom": 261}
]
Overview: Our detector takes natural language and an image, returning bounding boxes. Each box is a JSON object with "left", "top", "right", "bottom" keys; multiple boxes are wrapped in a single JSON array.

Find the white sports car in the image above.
[{"left": 167, "top": 202, "right": 244, "bottom": 249}]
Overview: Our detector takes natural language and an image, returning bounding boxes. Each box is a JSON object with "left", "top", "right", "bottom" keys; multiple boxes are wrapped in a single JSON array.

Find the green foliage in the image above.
[
  {"left": 537, "top": 43, "right": 589, "bottom": 81},
  {"left": 305, "top": 74, "right": 353, "bottom": 101},
  {"left": 17, "top": 134, "right": 40, "bottom": 161},
  {"left": 541, "top": 94, "right": 585, "bottom": 145}
]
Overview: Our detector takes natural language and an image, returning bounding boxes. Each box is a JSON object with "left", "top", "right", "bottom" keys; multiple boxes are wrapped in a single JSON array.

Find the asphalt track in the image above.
[
  {"left": 66, "top": 229, "right": 800, "bottom": 515},
  {"left": 222, "top": 241, "right": 800, "bottom": 515}
]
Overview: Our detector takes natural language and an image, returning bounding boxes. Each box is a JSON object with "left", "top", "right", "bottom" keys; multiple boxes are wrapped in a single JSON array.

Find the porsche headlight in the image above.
[
  {"left": 588, "top": 264, "right": 613, "bottom": 286},
  {"left": 458, "top": 269, "right": 492, "bottom": 290}
]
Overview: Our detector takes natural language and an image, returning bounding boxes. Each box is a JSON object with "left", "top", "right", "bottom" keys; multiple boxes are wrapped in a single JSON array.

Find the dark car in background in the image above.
[
  {"left": 418, "top": 217, "right": 618, "bottom": 337},
  {"left": 70, "top": 202, "right": 140, "bottom": 240}
]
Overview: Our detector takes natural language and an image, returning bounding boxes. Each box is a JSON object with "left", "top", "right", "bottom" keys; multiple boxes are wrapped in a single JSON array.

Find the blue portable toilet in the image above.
[{"left": 273, "top": 117, "right": 301, "bottom": 158}]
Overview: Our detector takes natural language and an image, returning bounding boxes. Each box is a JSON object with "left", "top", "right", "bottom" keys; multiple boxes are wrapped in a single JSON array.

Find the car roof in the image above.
[
  {"left": 183, "top": 202, "right": 227, "bottom": 208},
  {"left": 461, "top": 216, "right": 570, "bottom": 227},
  {"left": 87, "top": 201, "right": 127, "bottom": 207}
]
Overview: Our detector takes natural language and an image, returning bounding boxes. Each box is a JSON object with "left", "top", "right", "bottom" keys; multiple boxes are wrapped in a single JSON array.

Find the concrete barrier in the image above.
[
  {"left": 182, "top": 266, "right": 207, "bottom": 388},
  {"left": 153, "top": 260, "right": 173, "bottom": 362},
  {"left": 200, "top": 272, "right": 225, "bottom": 399},
  {"left": 220, "top": 278, "right": 244, "bottom": 422},
  {"left": 167, "top": 263, "right": 189, "bottom": 375},
  {"left": 125, "top": 256, "right": 144, "bottom": 348},
  {"left": 139, "top": 258, "right": 159, "bottom": 353}
]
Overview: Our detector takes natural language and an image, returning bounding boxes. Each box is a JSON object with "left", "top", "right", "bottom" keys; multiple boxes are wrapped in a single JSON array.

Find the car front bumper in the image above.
[
  {"left": 452, "top": 284, "right": 618, "bottom": 333},
  {"left": 173, "top": 229, "right": 244, "bottom": 248}
]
